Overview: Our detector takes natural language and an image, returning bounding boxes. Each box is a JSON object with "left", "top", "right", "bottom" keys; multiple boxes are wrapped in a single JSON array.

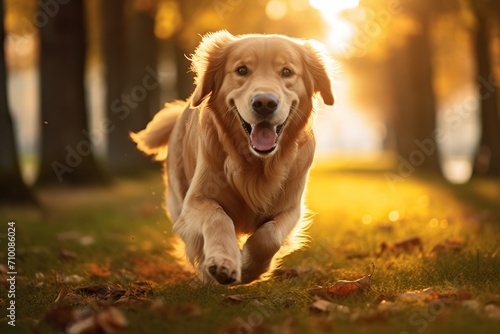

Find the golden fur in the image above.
[{"left": 131, "top": 31, "right": 334, "bottom": 285}]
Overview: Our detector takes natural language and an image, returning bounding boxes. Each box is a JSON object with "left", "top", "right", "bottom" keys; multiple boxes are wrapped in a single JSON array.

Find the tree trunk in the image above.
[
  {"left": 471, "top": 1, "right": 500, "bottom": 177},
  {"left": 0, "top": 0, "right": 37, "bottom": 204},
  {"left": 104, "top": 2, "right": 160, "bottom": 174},
  {"left": 391, "top": 4, "right": 440, "bottom": 174},
  {"left": 37, "top": 0, "right": 107, "bottom": 186}
]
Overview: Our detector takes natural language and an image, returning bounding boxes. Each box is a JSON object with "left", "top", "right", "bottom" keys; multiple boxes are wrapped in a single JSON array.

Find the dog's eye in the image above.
[
  {"left": 236, "top": 65, "right": 249, "bottom": 76},
  {"left": 281, "top": 68, "right": 293, "bottom": 78}
]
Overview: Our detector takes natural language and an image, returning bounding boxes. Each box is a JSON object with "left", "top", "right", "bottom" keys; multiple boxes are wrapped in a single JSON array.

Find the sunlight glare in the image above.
[
  {"left": 441, "top": 157, "right": 473, "bottom": 184},
  {"left": 309, "top": 0, "right": 359, "bottom": 56},
  {"left": 309, "top": 0, "right": 359, "bottom": 14},
  {"left": 326, "top": 19, "right": 356, "bottom": 54}
]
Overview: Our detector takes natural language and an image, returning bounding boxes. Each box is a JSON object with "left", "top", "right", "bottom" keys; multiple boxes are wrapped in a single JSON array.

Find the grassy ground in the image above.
[{"left": 1, "top": 158, "right": 499, "bottom": 333}]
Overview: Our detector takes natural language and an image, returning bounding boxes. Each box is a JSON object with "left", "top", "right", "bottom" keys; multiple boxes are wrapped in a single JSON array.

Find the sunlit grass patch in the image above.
[{"left": 1, "top": 160, "right": 499, "bottom": 333}]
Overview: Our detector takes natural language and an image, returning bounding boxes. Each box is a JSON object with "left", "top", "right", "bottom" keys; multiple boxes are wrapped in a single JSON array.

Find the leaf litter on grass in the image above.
[
  {"left": 43, "top": 304, "right": 127, "bottom": 334},
  {"left": 6, "top": 168, "right": 500, "bottom": 333},
  {"left": 306, "top": 256, "right": 500, "bottom": 327},
  {"left": 310, "top": 263, "right": 375, "bottom": 299},
  {"left": 42, "top": 280, "right": 159, "bottom": 333}
]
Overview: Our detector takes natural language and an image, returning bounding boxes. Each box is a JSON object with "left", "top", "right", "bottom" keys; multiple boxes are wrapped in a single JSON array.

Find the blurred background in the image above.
[{"left": 1, "top": 0, "right": 499, "bottom": 203}]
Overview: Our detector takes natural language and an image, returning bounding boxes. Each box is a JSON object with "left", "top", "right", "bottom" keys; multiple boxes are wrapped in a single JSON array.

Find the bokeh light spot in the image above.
[
  {"left": 362, "top": 214, "right": 372, "bottom": 224},
  {"left": 266, "top": 0, "right": 288, "bottom": 21},
  {"left": 388, "top": 210, "right": 400, "bottom": 222}
]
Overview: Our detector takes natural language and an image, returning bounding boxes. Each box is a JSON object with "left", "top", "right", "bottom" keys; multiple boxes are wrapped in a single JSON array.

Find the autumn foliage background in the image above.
[{"left": 0, "top": 0, "right": 499, "bottom": 333}]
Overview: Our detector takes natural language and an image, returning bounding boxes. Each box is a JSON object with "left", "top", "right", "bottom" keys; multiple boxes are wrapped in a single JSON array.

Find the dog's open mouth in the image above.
[{"left": 238, "top": 115, "right": 287, "bottom": 155}]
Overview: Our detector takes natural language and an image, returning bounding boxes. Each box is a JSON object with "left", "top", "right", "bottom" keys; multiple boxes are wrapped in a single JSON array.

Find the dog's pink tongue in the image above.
[{"left": 250, "top": 122, "right": 277, "bottom": 151}]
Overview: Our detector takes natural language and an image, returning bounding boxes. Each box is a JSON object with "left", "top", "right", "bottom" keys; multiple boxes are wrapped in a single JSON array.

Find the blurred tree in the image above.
[
  {"left": 102, "top": 0, "right": 160, "bottom": 174},
  {"left": 389, "top": 1, "right": 440, "bottom": 173},
  {"left": 37, "top": 0, "right": 108, "bottom": 185},
  {"left": 470, "top": 0, "right": 500, "bottom": 177},
  {"left": 0, "top": 0, "right": 36, "bottom": 203}
]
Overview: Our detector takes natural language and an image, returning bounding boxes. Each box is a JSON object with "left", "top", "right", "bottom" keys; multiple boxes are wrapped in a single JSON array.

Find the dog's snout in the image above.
[{"left": 251, "top": 94, "right": 279, "bottom": 116}]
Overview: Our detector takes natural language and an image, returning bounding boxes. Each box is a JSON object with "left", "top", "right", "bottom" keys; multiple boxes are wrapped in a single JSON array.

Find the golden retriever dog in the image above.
[{"left": 131, "top": 31, "right": 334, "bottom": 285}]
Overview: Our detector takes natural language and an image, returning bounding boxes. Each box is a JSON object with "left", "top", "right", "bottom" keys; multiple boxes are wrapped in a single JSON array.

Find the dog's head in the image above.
[{"left": 191, "top": 31, "right": 334, "bottom": 157}]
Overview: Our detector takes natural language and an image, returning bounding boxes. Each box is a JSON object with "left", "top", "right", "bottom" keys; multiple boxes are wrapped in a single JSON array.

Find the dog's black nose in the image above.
[{"left": 251, "top": 94, "right": 279, "bottom": 116}]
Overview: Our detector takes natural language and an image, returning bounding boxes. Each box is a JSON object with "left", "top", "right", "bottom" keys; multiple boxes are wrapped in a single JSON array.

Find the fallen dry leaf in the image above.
[
  {"left": 438, "top": 290, "right": 472, "bottom": 303},
  {"left": 396, "top": 288, "right": 440, "bottom": 303},
  {"left": 68, "top": 306, "right": 126, "bottom": 334},
  {"left": 309, "top": 297, "right": 351, "bottom": 315},
  {"left": 55, "top": 271, "right": 65, "bottom": 285},
  {"left": 377, "top": 237, "right": 423, "bottom": 257},
  {"left": 128, "top": 280, "right": 157, "bottom": 294},
  {"left": 44, "top": 305, "right": 76, "bottom": 331},
  {"left": 311, "top": 264, "right": 374, "bottom": 299},
  {"left": 57, "top": 231, "right": 95, "bottom": 246},
  {"left": 64, "top": 274, "right": 85, "bottom": 284},
  {"left": 112, "top": 295, "right": 150, "bottom": 308},
  {"left": 223, "top": 295, "right": 246, "bottom": 304},
  {"left": 431, "top": 239, "right": 465, "bottom": 256},
  {"left": 54, "top": 287, "right": 81, "bottom": 304},
  {"left": 71, "top": 281, "right": 156, "bottom": 307},
  {"left": 76, "top": 283, "right": 126, "bottom": 303},
  {"left": 85, "top": 262, "right": 111, "bottom": 277},
  {"left": 373, "top": 293, "right": 396, "bottom": 304},
  {"left": 396, "top": 288, "right": 471, "bottom": 304},
  {"left": 60, "top": 249, "right": 78, "bottom": 260},
  {"left": 309, "top": 299, "right": 333, "bottom": 313},
  {"left": 95, "top": 306, "right": 128, "bottom": 333},
  {"left": 110, "top": 281, "right": 156, "bottom": 308},
  {"left": 461, "top": 300, "right": 482, "bottom": 314},
  {"left": 79, "top": 235, "right": 95, "bottom": 246},
  {"left": 116, "top": 269, "right": 137, "bottom": 281},
  {"left": 66, "top": 315, "right": 96, "bottom": 334},
  {"left": 130, "top": 256, "right": 192, "bottom": 284},
  {"left": 484, "top": 303, "right": 500, "bottom": 319}
]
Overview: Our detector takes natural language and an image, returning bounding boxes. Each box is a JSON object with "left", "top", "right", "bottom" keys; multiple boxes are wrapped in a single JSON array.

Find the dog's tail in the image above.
[{"left": 130, "top": 101, "right": 185, "bottom": 161}]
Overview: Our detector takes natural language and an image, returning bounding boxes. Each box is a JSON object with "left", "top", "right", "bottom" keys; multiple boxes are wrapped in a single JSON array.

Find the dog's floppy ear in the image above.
[
  {"left": 302, "top": 40, "right": 335, "bottom": 106},
  {"left": 190, "top": 30, "right": 234, "bottom": 107}
]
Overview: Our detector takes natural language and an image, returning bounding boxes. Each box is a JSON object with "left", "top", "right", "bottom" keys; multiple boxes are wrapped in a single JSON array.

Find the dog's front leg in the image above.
[
  {"left": 240, "top": 207, "right": 301, "bottom": 284},
  {"left": 174, "top": 196, "right": 241, "bottom": 285}
]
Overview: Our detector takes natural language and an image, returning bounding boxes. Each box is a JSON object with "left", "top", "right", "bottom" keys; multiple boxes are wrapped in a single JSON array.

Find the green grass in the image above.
[{"left": 1, "top": 161, "right": 499, "bottom": 333}]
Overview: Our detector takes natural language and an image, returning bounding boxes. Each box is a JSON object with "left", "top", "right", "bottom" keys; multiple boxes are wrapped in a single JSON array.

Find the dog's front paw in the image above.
[{"left": 204, "top": 256, "right": 240, "bottom": 285}]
